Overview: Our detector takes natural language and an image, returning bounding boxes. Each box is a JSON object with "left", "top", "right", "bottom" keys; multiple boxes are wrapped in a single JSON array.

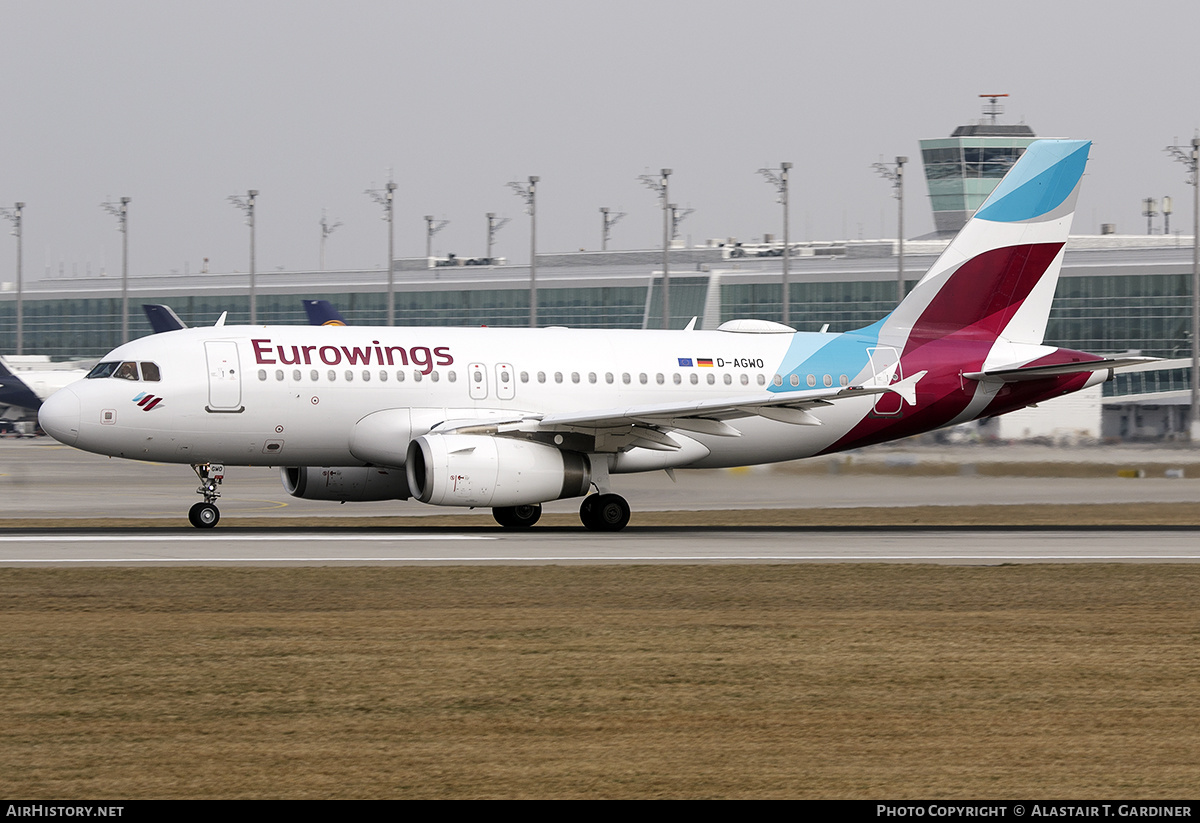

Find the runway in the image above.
[
  {"left": 2, "top": 526, "right": 1199, "bottom": 565},
  {"left": 5, "top": 439, "right": 1200, "bottom": 565},
  {"left": 5, "top": 440, "right": 1200, "bottom": 520}
]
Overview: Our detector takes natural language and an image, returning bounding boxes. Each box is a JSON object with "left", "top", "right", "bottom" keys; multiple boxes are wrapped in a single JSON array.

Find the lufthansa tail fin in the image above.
[
  {"left": 879, "top": 139, "right": 1090, "bottom": 349},
  {"left": 303, "top": 300, "right": 349, "bottom": 326},
  {"left": 142, "top": 304, "right": 188, "bottom": 334}
]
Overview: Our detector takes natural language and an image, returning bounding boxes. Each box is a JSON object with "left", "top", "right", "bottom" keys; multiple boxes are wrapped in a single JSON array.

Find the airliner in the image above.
[
  {"left": 1, "top": 358, "right": 88, "bottom": 422},
  {"left": 38, "top": 139, "right": 1151, "bottom": 530}
]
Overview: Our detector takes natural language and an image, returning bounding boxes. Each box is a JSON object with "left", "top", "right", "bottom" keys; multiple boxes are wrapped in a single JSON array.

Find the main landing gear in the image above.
[
  {"left": 579, "top": 493, "right": 631, "bottom": 532},
  {"left": 489, "top": 494, "right": 631, "bottom": 531},
  {"left": 492, "top": 504, "right": 542, "bottom": 528},
  {"left": 188, "top": 463, "right": 224, "bottom": 529}
]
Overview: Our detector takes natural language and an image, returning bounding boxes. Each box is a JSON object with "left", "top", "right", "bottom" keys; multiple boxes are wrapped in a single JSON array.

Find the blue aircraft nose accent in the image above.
[{"left": 38, "top": 386, "right": 80, "bottom": 446}]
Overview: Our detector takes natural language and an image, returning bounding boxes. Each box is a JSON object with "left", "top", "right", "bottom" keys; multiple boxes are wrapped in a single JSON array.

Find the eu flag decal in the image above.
[{"left": 677, "top": 358, "right": 693, "bottom": 367}]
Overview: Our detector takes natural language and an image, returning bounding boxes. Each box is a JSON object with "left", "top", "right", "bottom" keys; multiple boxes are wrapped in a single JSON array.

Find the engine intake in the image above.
[{"left": 406, "top": 434, "right": 590, "bottom": 507}]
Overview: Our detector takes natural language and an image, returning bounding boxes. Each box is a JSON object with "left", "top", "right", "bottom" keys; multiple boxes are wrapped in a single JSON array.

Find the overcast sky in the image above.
[{"left": 2, "top": 0, "right": 1198, "bottom": 284}]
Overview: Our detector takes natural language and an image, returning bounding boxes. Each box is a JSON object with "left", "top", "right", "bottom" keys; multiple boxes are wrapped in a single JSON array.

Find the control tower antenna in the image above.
[{"left": 979, "top": 93, "right": 1010, "bottom": 126}]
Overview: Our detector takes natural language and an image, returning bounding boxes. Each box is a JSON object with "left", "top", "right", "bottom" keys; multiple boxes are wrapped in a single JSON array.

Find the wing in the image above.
[{"left": 436, "top": 370, "right": 927, "bottom": 450}]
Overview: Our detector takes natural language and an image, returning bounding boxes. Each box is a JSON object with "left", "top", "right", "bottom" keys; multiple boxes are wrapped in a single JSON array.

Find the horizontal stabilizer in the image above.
[
  {"left": 888, "top": 370, "right": 926, "bottom": 406},
  {"left": 965, "top": 357, "right": 1159, "bottom": 383}
]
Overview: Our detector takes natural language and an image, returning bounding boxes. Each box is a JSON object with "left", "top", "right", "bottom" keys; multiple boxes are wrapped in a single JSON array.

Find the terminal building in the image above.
[{"left": 0, "top": 99, "right": 1194, "bottom": 441}]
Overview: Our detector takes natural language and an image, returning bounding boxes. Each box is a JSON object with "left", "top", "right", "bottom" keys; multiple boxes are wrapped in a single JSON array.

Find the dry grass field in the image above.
[{"left": 3, "top": 563, "right": 1199, "bottom": 799}]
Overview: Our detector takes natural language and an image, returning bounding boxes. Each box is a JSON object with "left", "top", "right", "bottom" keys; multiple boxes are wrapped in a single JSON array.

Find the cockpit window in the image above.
[
  {"left": 85, "top": 360, "right": 162, "bottom": 381},
  {"left": 86, "top": 361, "right": 120, "bottom": 379},
  {"left": 113, "top": 361, "right": 140, "bottom": 381}
]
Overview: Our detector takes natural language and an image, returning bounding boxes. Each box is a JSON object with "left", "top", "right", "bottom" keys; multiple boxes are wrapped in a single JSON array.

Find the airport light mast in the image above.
[
  {"left": 758, "top": 162, "right": 792, "bottom": 325},
  {"left": 669, "top": 204, "right": 694, "bottom": 242},
  {"left": 365, "top": 179, "right": 397, "bottom": 325},
  {"left": 0, "top": 202, "right": 24, "bottom": 354},
  {"left": 508, "top": 176, "right": 539, "bottom": 327},
  {"left": 1165, "top": 135, "right": 1200, "bottom": 440},
  {"left": 424, "top": 215, "right": 449, "bottom": 261},
  {"left": 100, "top": 197, "right": 131, "bottom": 342},
  {"left": 639, "top": 169, "right": 672, "bottom": 329},
  {"left": 873, "top": 156, "right": 908, "bottom": 303},
  {"left": 600, "top": 207, "right": 626, "bottom": 251},
  {"left": 227, "top": 190, "right": 258, "bottom": 324},
  {"left": 319, "top": 209, "right": 343, "bottom": 271},
  {"left": 486, "top": 213, "right": 510, "bottom": 261}
]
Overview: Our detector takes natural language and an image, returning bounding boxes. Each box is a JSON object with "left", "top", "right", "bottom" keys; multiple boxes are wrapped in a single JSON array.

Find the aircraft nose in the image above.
[{"left": 39, "top": 385, "right": 80, "bottom": 446}]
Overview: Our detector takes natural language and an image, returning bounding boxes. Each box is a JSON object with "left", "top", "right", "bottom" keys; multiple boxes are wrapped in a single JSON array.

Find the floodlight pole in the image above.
[
  {"left": 873, "top": 156, "right": 908, "bottom": 303},
  {"left": 661, "top": 171, "right": 670, "bottom": 329},
  {"left": 319, "top": 208, "right": 343, "bottom": 271},
  {"left": 486, "top": 213, "right": 509, "bottom": 261},
  {"left": 101, "top": 197, "right": 131, "bottom": 342},
  {"left": 1, "top": 202, "right": 24, "bottom": 354},
  {"left": 228, "top": 190, "right": 258, "bottom": 323},
  {"left": 424, "top": 215, "right": 450, "bottom": 264},
  {"left": 365, "top": 181, "right": 397, "bottom": 324},
  {"left": 1165, "top": 136, "right": 1200, "bottom": 439},
  {"left": 639, "top": 169, "right": 672, "bottom": 328},
  {"left": 508, "top": 177, "right": 539, "bottom": 327},
  {"left": 600, "top": 207, "right": 625, "bottom": 252},
  {"left": 758, "top": 162, "right": 793, "bottom": 325}
]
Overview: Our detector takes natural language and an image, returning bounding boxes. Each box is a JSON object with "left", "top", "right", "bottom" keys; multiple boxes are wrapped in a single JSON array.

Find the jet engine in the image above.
[
  {"left": 280, "top": 466, "right": 410, "bottom": 502},
  {"left": 406, "top": 434, "right": 590, "bottom": 507}
]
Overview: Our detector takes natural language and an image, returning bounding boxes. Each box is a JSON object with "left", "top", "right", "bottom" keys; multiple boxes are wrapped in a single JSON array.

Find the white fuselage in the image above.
[{"left": 42, "top": 324, "right": 895, "bottom": 471}]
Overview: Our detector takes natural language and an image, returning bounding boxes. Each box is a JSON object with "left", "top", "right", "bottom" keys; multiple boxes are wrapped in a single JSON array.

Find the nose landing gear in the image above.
[{"left": 188, "top": 463, "right": 225, "bottom": 528}]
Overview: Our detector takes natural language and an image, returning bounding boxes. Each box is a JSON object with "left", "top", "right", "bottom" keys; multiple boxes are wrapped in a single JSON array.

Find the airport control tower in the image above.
[{"left": 919, "top": 94, "right": 1038, "bottom": 236}]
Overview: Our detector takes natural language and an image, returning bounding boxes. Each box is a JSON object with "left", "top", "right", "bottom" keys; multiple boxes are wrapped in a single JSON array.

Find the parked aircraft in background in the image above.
[
  {"left": 39, "top": 140, "right": 1155, "bottom": 530},
  {"left": 145, "top": 301, "right": 349, "bottom": 334},
  {"left": 303, "top": 300, "right": 348, "bottom": 326},
  {"left": 0, "top": 358, "right": 88, "bottom": 422},
  {"left": 143, "top": 304, "right": 189, "bottom": 334}
]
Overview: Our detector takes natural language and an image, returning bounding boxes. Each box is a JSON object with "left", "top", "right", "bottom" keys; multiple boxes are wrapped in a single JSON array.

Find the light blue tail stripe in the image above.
[{"left": 974, "top": 140, "right": 1090, "bottom": 224}]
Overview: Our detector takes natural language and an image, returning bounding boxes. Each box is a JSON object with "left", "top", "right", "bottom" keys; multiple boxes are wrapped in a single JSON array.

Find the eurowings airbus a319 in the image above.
[{"left": 39, "top": 139, "right": 1151, "bottom": 530}]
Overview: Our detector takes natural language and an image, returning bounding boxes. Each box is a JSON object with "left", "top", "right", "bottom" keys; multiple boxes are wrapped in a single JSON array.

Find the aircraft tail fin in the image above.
[
  {"left": 0, "top": 362, "right": 43, "bottom": 412},
  {"left": 879, "top": 139, "right": 1090, "bottom": 348},
  {"left": 303, "top": 299, "right": 349, "bottom": 326},
  {"left": 142, "top": 304, "right": 188, "bottom": 334}
]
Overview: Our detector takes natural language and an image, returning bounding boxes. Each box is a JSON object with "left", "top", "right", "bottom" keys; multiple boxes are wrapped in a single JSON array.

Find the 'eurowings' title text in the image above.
[{"left": 251, "top": 339, "right": 453, "bottom": 374}]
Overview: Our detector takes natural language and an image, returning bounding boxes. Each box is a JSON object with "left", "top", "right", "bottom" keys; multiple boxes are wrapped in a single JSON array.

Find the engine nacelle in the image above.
[
  {"left": 281, "top": 466, "right": 410, "bottom": 502},
  {"left": 406, "top": 434, "right": 590, "bottom": 507}
]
